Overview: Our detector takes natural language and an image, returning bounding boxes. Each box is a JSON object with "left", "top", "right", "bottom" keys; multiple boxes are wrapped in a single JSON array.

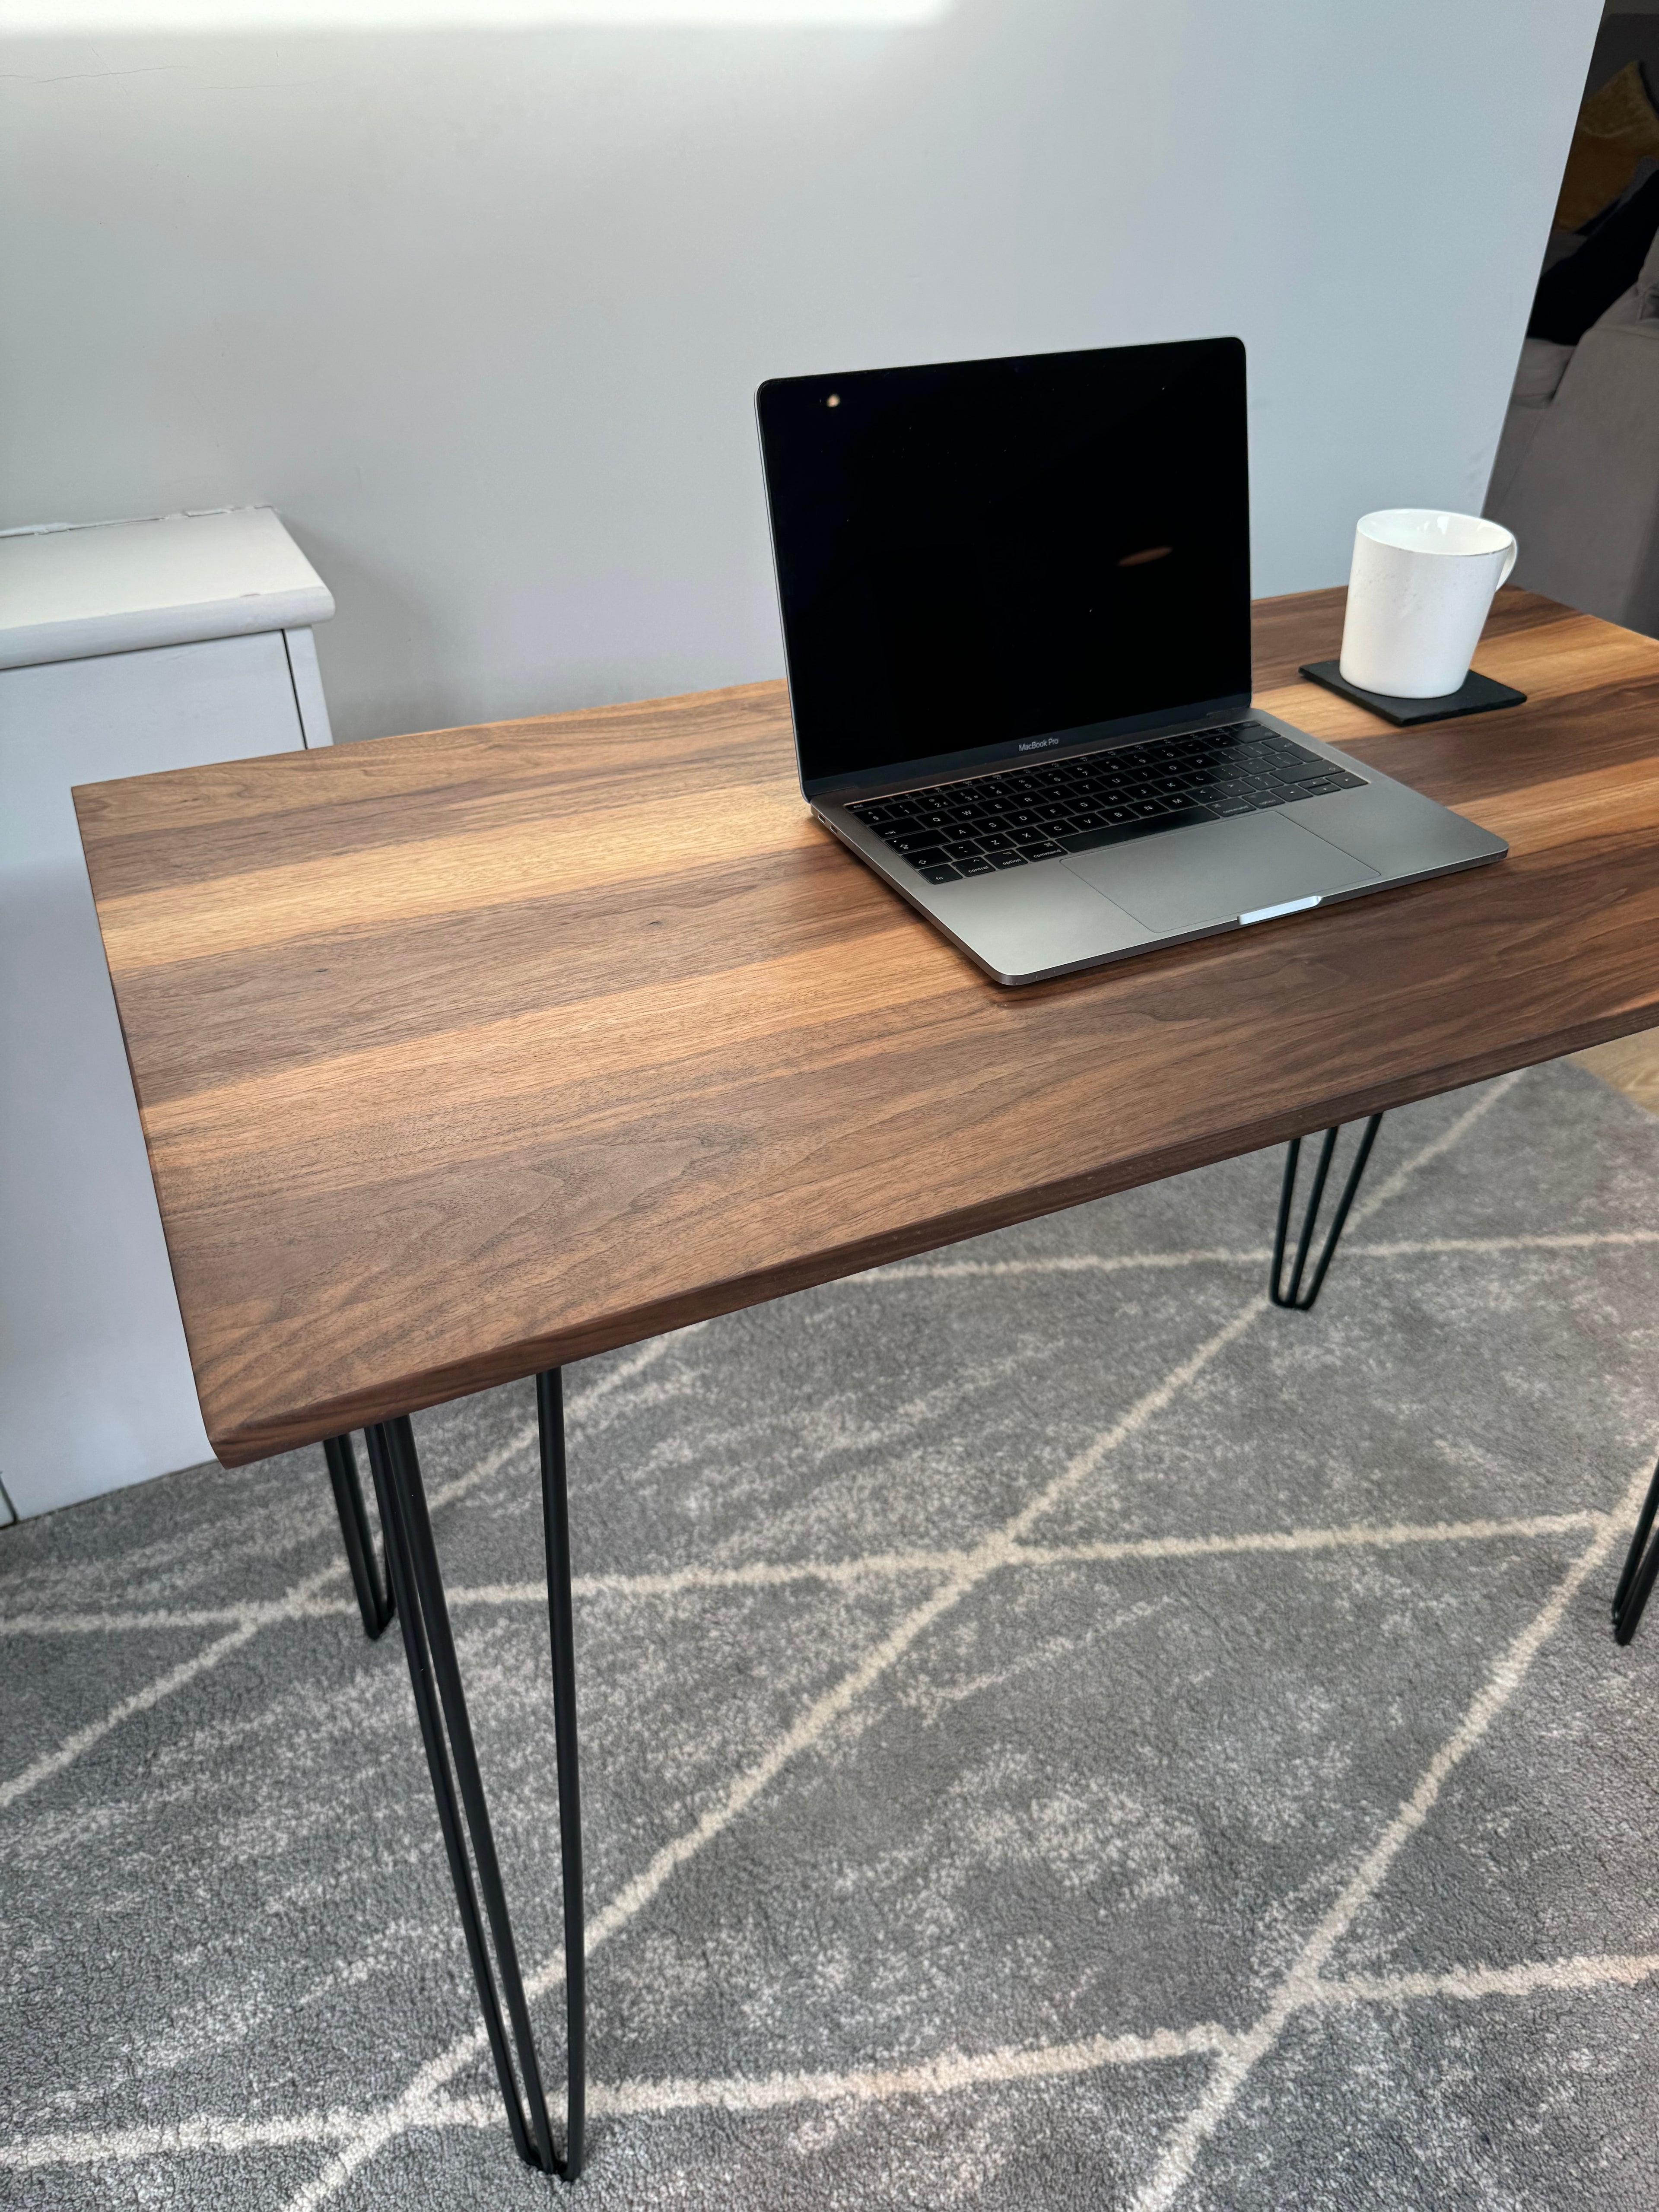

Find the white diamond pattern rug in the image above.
[{"left": 5, "top": 1061, "right": 1659, "bottom": 2209}]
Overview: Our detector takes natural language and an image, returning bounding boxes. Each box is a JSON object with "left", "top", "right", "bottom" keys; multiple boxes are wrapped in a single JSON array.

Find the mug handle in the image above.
[{"left": 1497, "top": 534, "right": 1518, "bottom": 589}]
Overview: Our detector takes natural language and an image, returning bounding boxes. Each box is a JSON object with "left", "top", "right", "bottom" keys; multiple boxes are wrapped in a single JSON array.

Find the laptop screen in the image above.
[{"left": 756, "top": 338, "right": 1251, "bottom": 797}]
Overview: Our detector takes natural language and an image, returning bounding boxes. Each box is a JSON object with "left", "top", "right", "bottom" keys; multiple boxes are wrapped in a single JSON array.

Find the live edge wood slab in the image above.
[{"left": 75, "top": 588, "right": 1659, "bottom": 1466}]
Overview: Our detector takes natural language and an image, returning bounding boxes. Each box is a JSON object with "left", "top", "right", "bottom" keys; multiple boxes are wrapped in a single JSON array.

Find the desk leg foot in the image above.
[
  {"left": 324, "top": 1433, "right": 394, "bottom": 1639},
  {"left": 1613, "top": 1452, "right": 1659, "bottom": 1644},
  {"left": 1270, "top": 1114, "right": 1384, "bottom": 1312},
  {"left": 366, "top": 1412, "right": 583, "bottom": 2178}
]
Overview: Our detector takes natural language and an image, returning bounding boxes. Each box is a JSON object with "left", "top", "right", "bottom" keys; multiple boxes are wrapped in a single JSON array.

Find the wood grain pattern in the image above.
[{"left": 74, "top": 588, "right": 1659, "bottom": 1465}]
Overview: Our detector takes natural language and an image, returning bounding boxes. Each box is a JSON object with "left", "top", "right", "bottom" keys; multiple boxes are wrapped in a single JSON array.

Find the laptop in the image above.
[{"left": 755, "top": 337, "right": 1506, "bottom": 986}]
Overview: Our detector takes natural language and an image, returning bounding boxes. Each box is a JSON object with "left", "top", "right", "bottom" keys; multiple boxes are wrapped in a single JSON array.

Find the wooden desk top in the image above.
[{"left": 76, "top": 588, "right": 1659, "bottom": 1465}]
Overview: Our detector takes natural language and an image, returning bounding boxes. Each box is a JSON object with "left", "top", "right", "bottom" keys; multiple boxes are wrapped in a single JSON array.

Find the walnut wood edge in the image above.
[{"left": 206, "top": 1003, "right": 1652, "bottom": 1466}]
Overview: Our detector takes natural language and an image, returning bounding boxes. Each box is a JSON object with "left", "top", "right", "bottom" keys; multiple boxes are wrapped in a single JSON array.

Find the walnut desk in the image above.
[{"left": 73, "top": 586, "right": 1659, "bottom": 2178}]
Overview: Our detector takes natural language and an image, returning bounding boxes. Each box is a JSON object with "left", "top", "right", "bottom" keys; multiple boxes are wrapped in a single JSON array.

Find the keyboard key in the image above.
[
  {"left": 1023, "top": 839, "right": 1065, "bottom": 859},
  {"left": 887, "top": 833, "right": 944, "bottom": 856},
  {"left": 956, "top": 857, "right": 995, "bottom": 876},
  {"left": 1059, "top": 803, "right": 1218, "bottom": 854},
  {"left": 1216, "top": 801, "right": 1255, "bottom": 817},
  {"left": 919, "top": 864, "right": 960, "bottom": 883},
  {"left": 941, "top": 840, "right": 982, "bottom": 861},
  {"left": 988, "top": 849, "right": 1027, "bottom": 868}
]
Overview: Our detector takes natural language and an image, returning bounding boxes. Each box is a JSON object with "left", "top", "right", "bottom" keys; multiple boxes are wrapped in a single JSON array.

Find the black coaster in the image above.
[{"left": 1298, "top": 660, "right": 1526, "bottom": 726}]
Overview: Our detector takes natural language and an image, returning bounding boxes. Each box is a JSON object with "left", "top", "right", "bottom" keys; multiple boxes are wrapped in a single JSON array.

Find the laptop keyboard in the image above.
[{"left": 842, "top": 721, "right": 1366, "bottom": 884}]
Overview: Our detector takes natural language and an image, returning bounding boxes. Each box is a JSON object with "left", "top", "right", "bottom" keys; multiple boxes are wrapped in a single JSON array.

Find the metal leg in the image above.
[
  {"left": 539, "top": 1371, "right": 586, "bottom": 2179},
  {"left": 1269, "top": 1113, "right": 1384, "bottom": 1311},
  {"left": 324, "top": 1433, "right": 394, "bottom": 1639},
  {"left": 364, "top": 1397, "right": 585, "bottom": 2178},
  {"left": 1613, "top": 1451, "right": 1659, "bottom": 1644}
]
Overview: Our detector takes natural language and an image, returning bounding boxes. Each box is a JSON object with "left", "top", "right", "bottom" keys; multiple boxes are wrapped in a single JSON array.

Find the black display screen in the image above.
[{"left": 756, "top": 338, "right": 1251, "bottom": 795}]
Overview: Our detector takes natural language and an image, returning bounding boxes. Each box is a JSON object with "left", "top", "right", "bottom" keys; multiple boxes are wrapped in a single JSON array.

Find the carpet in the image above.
[{"left": 6, "top": 1059, "right": 1659, "bottom": 2210}]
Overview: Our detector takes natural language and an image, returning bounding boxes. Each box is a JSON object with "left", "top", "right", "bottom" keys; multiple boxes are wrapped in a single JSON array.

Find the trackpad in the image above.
[{"left": 1061, "top": 812, "right": 1381, "bottom": 935}]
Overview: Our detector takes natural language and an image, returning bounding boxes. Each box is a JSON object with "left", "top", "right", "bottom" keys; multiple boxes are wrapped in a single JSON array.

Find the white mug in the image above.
[{"left": 1338, "top": 509, "right": 1519, "bottom": 698}]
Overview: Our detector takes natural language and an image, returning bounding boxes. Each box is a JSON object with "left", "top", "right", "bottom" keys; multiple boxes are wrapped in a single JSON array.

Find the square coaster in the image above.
[{"left": 1298, "top": 660, "right": 1526, "bottom": 726}]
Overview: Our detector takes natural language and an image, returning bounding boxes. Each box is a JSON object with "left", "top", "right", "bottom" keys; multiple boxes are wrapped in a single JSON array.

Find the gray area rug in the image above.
[{"left": 7, "top": 1060, "right": 1659, "bottom": 2210}]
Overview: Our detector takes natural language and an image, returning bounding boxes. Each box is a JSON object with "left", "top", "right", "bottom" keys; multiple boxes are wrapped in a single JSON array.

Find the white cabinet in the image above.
[{"left": 0, "top": 510, "right": 334, "bottom": 1519}]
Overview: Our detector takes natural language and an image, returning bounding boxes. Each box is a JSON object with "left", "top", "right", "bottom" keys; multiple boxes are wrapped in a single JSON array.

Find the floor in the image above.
[
  {"left": 6, "top": 1060, "right": 1659, "bottom": 2209},
  {"left": 1576, "top": 1030, "right": 1659, "bottom": 1115}
]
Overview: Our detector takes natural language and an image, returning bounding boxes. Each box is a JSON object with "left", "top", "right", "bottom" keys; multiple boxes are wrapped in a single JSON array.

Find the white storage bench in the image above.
[{"left": 0, "top": 507, "right": 335, "bottom": 1516}]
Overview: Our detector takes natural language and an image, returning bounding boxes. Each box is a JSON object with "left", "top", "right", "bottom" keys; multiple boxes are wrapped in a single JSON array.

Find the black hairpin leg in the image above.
[
  {"left": 1613, "top": 1452, "right": 1659, "bottom": 1644},
  {"left": 363, "top": 1390, "right": 585, "bottom": 2179},
  {"left": 1270, "top": 1113, "right": 1385, "bottom": 1311},
  {"left": 324, "top": 1433, "right": 394, "bottom": 1639},
  {"left": 538, "top": 1371, "right": 586, "bottom": 2172}
]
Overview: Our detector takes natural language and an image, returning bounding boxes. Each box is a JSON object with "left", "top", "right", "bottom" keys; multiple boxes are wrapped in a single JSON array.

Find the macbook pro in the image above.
[{"left": 755, "top": 337, "right": 1506, "bottom": 985}]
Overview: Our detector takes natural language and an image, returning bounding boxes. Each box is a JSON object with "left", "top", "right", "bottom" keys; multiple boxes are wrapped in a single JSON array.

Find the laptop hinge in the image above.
[{"left": 810, "top": 703, "right": 1255, "bottom": 807}]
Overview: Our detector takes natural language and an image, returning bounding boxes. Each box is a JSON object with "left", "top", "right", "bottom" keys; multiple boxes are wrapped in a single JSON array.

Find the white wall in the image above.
[{"left": 0, "top": 2, "right": 1600, "bottom": 744}]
